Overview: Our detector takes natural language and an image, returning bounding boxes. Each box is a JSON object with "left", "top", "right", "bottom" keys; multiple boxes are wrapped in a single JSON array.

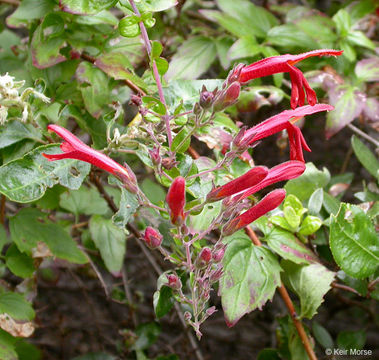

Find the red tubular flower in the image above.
[
  {"left": 206, "top": 166, "right": 268, "bottom": 202},
  {"left": 166, "top": 176, "right": 186, "bottom": 225},
  {"left": 240, "top": 104, "right": 334, "bottom": 162},
  {"left": 223, "top": 189, "right": 286, "bottom": 235},
  {"left": 42, "top": 124, "right": 138, "bottom": 192},
  {"left": 238, "top": 49, "right": 343, "bottom": 109},
  {"left": 234, "top": 161, "right": 305, "bottom": 202}
]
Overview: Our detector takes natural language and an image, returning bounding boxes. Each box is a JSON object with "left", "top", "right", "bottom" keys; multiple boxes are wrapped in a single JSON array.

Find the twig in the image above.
[
  {"left": 348, "top": 123, "right": 379, "bottom": 148},
  {"left": 0, "top": 195, "right": 5, "bottom": 225},
  {"left": 0, "top": 0, "right": 19, "bottom": 5},
  {"left": 122, "top": 266, "right": 138, "bottom": 327},
  {"left": 245, "top": 225, "right": 318, "bottom": 360},
  {"left": 86, "top": 253, "right": 110, "bottom": 299},
  {"left": 128, "top": 0, "right": 172, "bottom": 149},
  {"left": 331, "top": 281, "right": 361, "bottom": 296}
]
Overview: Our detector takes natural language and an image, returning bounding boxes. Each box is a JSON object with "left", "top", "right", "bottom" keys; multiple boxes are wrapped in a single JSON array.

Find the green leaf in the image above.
[
  {"left": 165, "top": 37, "right": 217, "bottom": 80},
  {"left": 298, "top": 216, "right": 322, "bottom": 236},
  {"left": 337, "top": 330, "right": 366, "bottom": 351},
  {"left": 322, "top": 191, "right": 340, "bottom": 215},
  {"left": 59, "top": 187, "right": 109, "bottom": 216},
  {"left": 351, "top": 135, "right": 379, "bottom": 179},
  {"left": 308, "top": 188, "right": 323, "bottom": 215},
  {"left": 0, "top": 225, "right": 7, "bottom": 251},
  {"left": 190, "top": 202, "right": 221, "bottom": 232},
  {"left": 15, "top": 340, "right": 42, "bottom": 360},
  {"left": 31, "top": 22, "right": 66, "bottom": 69},
  {"left": 283, "top": 207, "right": 300, "bottom": 230},
  {"left": 266, "top": 228, "right": 318, "bottom": 264},
  {"left": 220, "top": 234, "right": 281, "bottom": 326},
  {"left": 89, "top": 215, "right": 126, "bottom": 273},
  {"left": 355, "top": 58, "right": 379, "bottom": 82},
  {"left": 216, "top": 0, "right": 278, "bottom": 38},
  {"left": 119, "top": 15, "right": 141, "bottom": 38},
  {"left": 257, "top": 349, "right": 281, "bottom": 360},
  {"left": 0, "top": 144, "right": 91, "bottom": 203},
  {"left": 139, "top": 0, "right": 178, "bottom": 12},
  {"left": 349, "top": 0, "right": 376, "bottom": 23},
  {"left": 0, "top": 329, "right": 17, "bottom": 360},
  {"left": 9, "top": 208, "right": 87, "bottom": 263},
  {"left": 227, "top": 36, "right": 261, "bottom": 61},
  {"left": 0, "top": 292, "right": 34, "bottom": 321},
  {"left": 0, "top": 121, "right": 42, "bottom": 150},
  {"left": 112, "top": 188, "right": 139, "bottom": 229},
  {"left": 285, "top": 163, "right": 330, "bottom": 202},
  {"left": 5, "top": 245, "right": 35, "bottom": 279},
  {"left": 76, "top": 61, "right": 113, "bottom": 119},
  {"left": 281, "top": 261, "right": 335, "bottom": 319},
  {"left": 155, "top": 57, "right": 169, "bottom": 76},
  {"left": 312, "top": 321, "right": 334, "bottom": 350},
  {"left": 141, "top": 178, "right": 165, "bottom": 205},
  {"left": 94, "top": 52, "right": 148, "bottom": 91},
  {"left": 60, "top": 0, "right": 118, "bottom": 15},
  {"left": 267, "top": 24, "right": 317, "bottom": 50},
  {"left": 6, "top": 0, "right": 55, "bottom": 28},
  {"left": 347, "top": 31, "right": 375, "bottom": 50},
  {"left": 339, "top": 39, "right": 356, "bottom": 62},
  {"left": 171, "top": 128, "right": 191, "bottom": 153},
  {"left": 151, "top": 41, "right": 163, "bottom": 59},
  {"left": 153, "top": 286, "right": 174, "bottom": 319},
  {"left": 330, "top": 203, "right": 379, "bottom": 279},
  {"left": 333, "top": 9, "right": 351, "bottom": 37}
]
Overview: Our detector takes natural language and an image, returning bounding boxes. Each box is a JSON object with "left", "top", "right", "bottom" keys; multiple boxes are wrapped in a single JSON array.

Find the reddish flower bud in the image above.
[
  {"left": 237, "top": 49, "right": 343, "bottom": 109},
  {"left": 196, "top": 247, "right": 212, "bottom": 267},
  {"left": 148, "top": 146, "right": 161, "bottom": 166},
  {"left": 205, "top": 306, "right": 217, "bottom": 317},
  {"left": 212, "top": 246, "right": 225, "bottom": 263},
  {"left": 166, "top": 176, "right": 186, "bottom": 225},
  {"left": 207, "top": 166, "right": 268, "bottom": 202},
  {"left": 167, "top": 274, "right": 182, "bottom": 290},
  {"left": 223, "top": 189, "right": 286, "bottom": 235},
  {"left": 209, "top": 267, "right": 223, "bottom": 283},
  {"left": 42, "top": 125, "right": 138, "bottom": 193},
  {"left": 143, "top": 226, "right": 163, "bottom": 249},
  {"left": 213, "top": 82, "right": 241, "bottom": 112},
  {"left": 199, "top": 90, "right": 214, "bottom": 109}
]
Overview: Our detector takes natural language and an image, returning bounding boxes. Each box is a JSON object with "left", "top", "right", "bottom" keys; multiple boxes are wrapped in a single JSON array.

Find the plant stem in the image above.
[
  {"left": 245, "top": 226, "right": 318, "bottom": 360},
  {"left": 128, "top": 0, "right": 172, "bottom": 149},
  {"left": 0, "top": 0, "right": 19, "bottom": 5},
  {"left": 348, "top": 123, "right": 379, "bottom": 148},
  {"left": 0, "top": 195, "right": 5, "bottom": 225}
]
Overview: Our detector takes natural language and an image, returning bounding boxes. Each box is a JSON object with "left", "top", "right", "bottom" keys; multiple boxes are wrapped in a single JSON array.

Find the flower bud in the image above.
[
  {"left": 130, "top": 94, "right": 142, "bottom": 107},
  {"left": 148, "top": 146, "right": 161, "bottom": 166},
  {"left": 166, "top": 176, "right": 186, "bottom": 225},
  {"left": 212, "top": 247, "right": 225, "bottom": 263},
  {"left": 199, "top": 86, "right": 214, "bottom": 109},
  {"left": 143, "top": 226, "right": 163, "bottom": 249},
  {"left": 184, "top": 311, "right": 192, "bottom": 321},
  {"left": 196, "top": 247, "right": 212, "bottom": 267},
  {"left": 167, "top": 274, "right": 182, "bottom": 290},
  {"left": 206, "top": 306, "right": 217, "bottom": 317},
  {"left": 213, "top": 82, "right": 241, "bottom": 112},
  {"left": 209, "top": 267, "right": 223, "bottom": 283}
]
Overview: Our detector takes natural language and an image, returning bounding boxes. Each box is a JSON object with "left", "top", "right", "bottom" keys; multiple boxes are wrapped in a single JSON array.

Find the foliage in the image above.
[{"left": 0, "top": 0, "right": 377, "bottom": 358}]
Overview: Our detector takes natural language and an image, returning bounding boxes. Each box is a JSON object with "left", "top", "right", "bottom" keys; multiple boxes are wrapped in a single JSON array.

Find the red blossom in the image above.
[
  {"left": 143, "top": 226, "right": 163, "bottom": 249},
  {"left": 240, "top": 104, "right": 334, "bottom": 161},
  {"left": 238, "top": 49, "right": 343, "bottom": 109},
  {"left": 166, "top": 176, "right": 186, "bottom": 225},
  {"left": 223, "top": 189, "right": 286, "bottom": 235},
  {"left": 42, "top": 124, "right": 138, "bottom": 192},
  {"left": 234, "top": 161, "right": 305, "bottom": 201},
  {"left": 206, "top": 166, "right": 268, "bottom": 202}
]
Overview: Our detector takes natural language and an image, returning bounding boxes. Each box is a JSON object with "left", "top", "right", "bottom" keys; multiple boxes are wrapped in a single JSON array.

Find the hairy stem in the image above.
[{"left": 128, "top": 0, "right": 172, "bottom": 149}]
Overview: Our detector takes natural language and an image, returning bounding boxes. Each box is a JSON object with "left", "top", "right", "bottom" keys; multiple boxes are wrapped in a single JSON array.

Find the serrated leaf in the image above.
[
  {"left": 351, "top": 135, "right": 379, "bottom": 179},
  {"left": 190, "top": 202, "right": 221, "bottom": 232},
  {"left": 282, "top": 261, "right": 335, "bottom": 319},
  {"left": 0, "top": 293, "right": 34, "bottom": 321},
  {"left": 89, "top": 215, "right": 126, "bottom": 273},
  {"left": 220, "top": 234, "right": 281, "bottom": 326},
  {"left": 59, "top": 187, "right": 109, "bottom": 216},
  {"left": 60, "top": 0, "right": 118, "bottom": 15},
  {"left": 266, "top": 228, "right": 318, "bottom": 264},
  {"left": 0, "top": 144, "right": 90, "bottom": 203},
  {"left": 330, "top": 203, "right": 379, "bottom": 279}
]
